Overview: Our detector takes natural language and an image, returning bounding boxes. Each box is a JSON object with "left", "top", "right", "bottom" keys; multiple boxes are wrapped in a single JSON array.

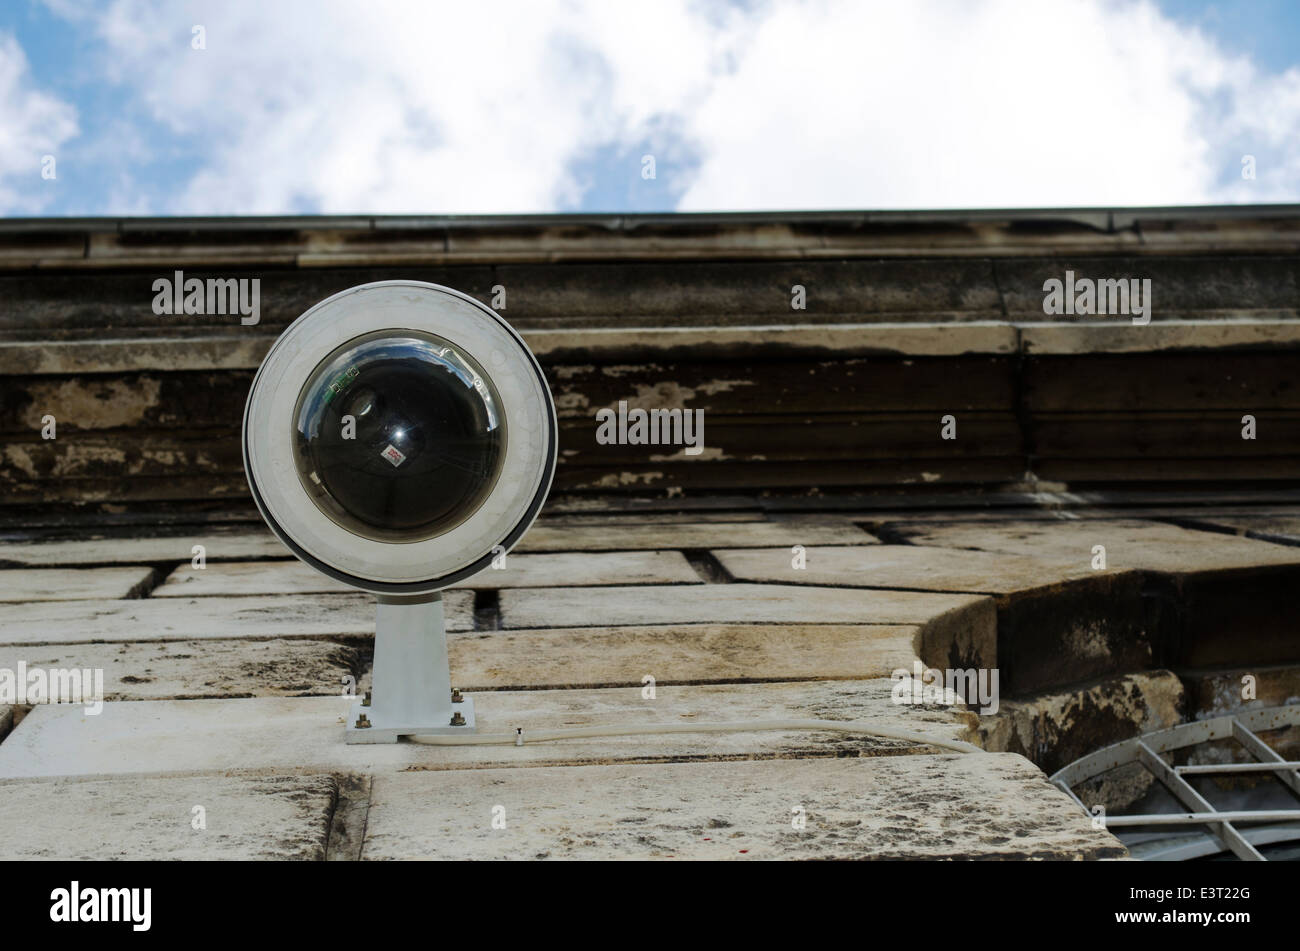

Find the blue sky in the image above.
[
  {"left": 1160, "top": 0, "right": 1300, "bottom": 73},
  {"left": 1, "top": 0, "right": 1298, "bottom": 217}
]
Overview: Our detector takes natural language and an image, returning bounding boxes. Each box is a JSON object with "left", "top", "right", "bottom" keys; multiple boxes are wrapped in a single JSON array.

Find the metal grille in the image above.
[{"left": 1051, "top": 704, "right": 1300, "bottom": 861}]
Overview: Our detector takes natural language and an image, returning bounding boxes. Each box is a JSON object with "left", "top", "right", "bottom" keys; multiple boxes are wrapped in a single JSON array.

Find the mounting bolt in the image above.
[
  {"left": 451, "top": 688, "right": 464, "bottom": 703},
  {"left": 355, "top": 714, "right": 371, "bottom": 729},
  {"left": 450, "top": 711, "right": 467, "bottom": 727},
  {"left": 362, "top": 691, "right": 372, "bottom": 707}
]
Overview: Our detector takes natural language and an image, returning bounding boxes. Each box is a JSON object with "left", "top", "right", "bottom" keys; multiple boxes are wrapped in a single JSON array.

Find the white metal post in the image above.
[{"left": 345, "top": 592, "right": 476, "bottom": 743}]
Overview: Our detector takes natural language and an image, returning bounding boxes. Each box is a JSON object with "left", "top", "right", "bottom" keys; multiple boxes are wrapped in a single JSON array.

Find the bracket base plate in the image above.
[{"left": 343, "top": 695, "right": 477, "bottom": 744}]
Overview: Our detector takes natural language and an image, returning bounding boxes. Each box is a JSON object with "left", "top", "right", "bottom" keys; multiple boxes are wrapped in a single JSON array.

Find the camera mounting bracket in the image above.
[{"left": 344, "top": 593, "right": 476, "bottom": 744}]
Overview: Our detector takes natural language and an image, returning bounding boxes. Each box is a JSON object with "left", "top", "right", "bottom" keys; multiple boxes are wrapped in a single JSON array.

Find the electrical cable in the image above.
[{"left": 409, "top": 718, "right": 984, "bottom": 754}]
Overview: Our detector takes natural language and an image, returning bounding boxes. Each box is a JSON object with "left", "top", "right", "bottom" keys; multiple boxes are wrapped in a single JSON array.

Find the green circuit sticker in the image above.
[{"left": 323, "top": 366, "right": 359, "bottom": 403}]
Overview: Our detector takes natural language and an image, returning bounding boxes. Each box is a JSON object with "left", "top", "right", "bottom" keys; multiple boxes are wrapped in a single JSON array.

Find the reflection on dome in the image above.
[{"left": 292, "top": 331, "right": 505, "bottom": 542}]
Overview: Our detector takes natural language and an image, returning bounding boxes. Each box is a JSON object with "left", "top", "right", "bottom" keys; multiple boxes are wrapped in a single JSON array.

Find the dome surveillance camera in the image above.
[{"left": 243, "top": 281, "right": 557, "bottom": 742}]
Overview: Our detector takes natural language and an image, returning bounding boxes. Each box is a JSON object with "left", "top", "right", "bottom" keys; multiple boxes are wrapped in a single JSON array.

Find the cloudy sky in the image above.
[{"left": 2, "top": 0, "right": 1298, "bottom": 216}]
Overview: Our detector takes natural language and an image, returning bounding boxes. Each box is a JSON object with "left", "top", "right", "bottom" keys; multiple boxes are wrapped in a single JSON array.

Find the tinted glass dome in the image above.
[{"left": 292, "top": 331, "right": 506, "bottom": 542}]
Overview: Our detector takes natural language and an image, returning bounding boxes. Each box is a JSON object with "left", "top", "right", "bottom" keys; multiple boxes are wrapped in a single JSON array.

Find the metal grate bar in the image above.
[
  {"left": 1137, "top": 740, "right": 1265, "bottom": 862},
  {"left": 1231, "top": 719, "right": 1300, "bottom": 799},
  {"left": 1103, "top": 809, "right": 1300, "bottom": 827},
  {"left": 1053, "top": 778, "right": 1093, "bottom": 818},
  {"left": 1176, "top": 761, "right": 1300, "bottom": 775}
]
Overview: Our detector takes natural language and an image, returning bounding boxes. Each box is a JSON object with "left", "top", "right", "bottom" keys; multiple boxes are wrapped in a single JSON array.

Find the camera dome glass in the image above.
[{"left": 292, "top": 330, "right": 506, "bottom": 542}]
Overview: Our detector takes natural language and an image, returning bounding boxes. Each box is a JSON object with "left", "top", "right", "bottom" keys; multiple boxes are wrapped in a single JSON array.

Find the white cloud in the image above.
[
  {"left": 50, "top": 0, "right": 734, "bottom": 214},
  {"left": 676, "top": 0, "right": 1300, "bottom": 209},
  {"left": 37, "top": 0, "right": 1300, "bottom": 213},
  {"left": 0, "top": 32, "right": 78, "bottom": 214}
]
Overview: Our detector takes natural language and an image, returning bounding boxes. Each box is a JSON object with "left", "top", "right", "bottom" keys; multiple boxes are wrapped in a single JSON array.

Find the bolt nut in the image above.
[
  {"left": 355, "top": 713, "right": 372, "bottom": 729},
  {"left": 362, "top": 691, "right": 372, "bottom": 707},
  {"left": 450, "top": 711, "right": 467, "bottom": 727},
  {"left": 451, "top": 688, "right": 464, "bottom": 703}
]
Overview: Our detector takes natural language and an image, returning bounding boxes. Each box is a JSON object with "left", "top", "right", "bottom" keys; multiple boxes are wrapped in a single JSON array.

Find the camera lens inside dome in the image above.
[{"left": 292, "top": 330, "right": 506, "bottom": 542}]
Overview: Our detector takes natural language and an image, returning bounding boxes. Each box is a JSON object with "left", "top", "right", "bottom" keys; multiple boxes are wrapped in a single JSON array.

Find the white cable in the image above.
[{"left": 409, "top": 718, "right": 984, "bottom": 754}]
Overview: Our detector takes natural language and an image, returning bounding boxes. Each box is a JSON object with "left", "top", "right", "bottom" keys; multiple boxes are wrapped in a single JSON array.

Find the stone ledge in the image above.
[
  {"left": 7, "top": 318, "right": 1300, "bottom": 376},
  {"left": 2, "top": 506, "right": 1297, "bottom": 859},
  {"left": 498, "top": 583, "right": 987, "bottom": 629},
  {"left": 0, "top": 592, "right": 473, "bottom": 646},
  {"left": 0, "top": 638, "right": 362, "bottom": 701},
  {"left": 0, "top": 773, "right": 340, "bottom": 860},
  {"left": 152, "top": 551, "right": 704, "bottom": 596},
  {"left": 361, "top": 754, "right": 1126, "bottom": 860},
  {"left": 0, "top": 566, "right": 155, "bottom": 602},
  {"left": 0, "top": 684, "right": 977, "bottom": 781},
  {"left": 448, "top": 624, "right": 920, "bottom": 689},
  {"left": 1, "top": 207, "right": 1296, "bottom": 270}
]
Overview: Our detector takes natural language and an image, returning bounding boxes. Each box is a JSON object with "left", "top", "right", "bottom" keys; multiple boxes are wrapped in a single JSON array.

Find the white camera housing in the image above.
[{"left": 243, "top": 281, "right": 557, "bottom": 742}]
